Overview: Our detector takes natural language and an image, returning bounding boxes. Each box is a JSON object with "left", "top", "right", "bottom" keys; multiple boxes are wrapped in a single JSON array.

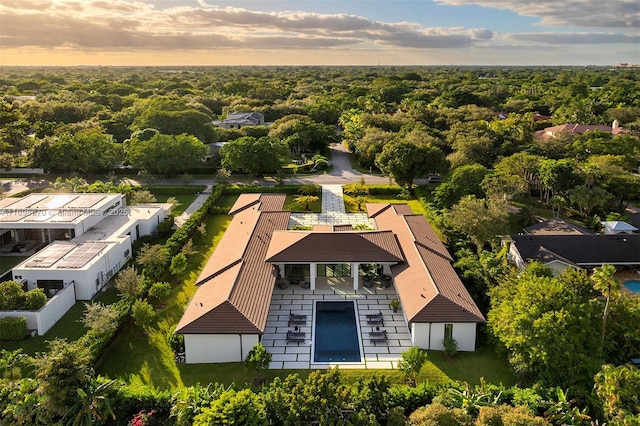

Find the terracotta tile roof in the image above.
[
  {"left": 228, "top": 194, "right": 286, "bottom": 215},
  {"left": 371, "top": 205, "right": 485, "bottom": 324},
  {"left": 534, "top": 123, "right": 630, "bottom": 140},
  {"left": 177, "top": 196, "right": 290, "bottom": 334},
  {"left": 334, "top": 225, "right": 354, "bottom": 232},
  {"left": 265, "top": 231, "right": 403, "bottom": 263},
  {"left": 229, "top": 193, "right": 261, "bottom": 215}
]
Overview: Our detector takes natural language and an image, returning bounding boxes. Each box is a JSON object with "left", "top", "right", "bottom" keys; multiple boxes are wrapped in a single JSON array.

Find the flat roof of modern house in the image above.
[
  {"left": 14, "top": 240, "right": 115, "bottom": 271},
  {"left": 74, "top": 204, "right": 170, "bottom": 243},
  {"left": 0, "top": 193, "right": 123, "bottom": 227}
]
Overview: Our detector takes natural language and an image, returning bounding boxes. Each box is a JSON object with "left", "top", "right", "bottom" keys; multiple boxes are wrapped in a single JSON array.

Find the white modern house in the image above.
[
  {"left": 0, "top": 193, "right": 169, "bottom": 333},
  {"left": 176, "top": 194, "right": 485, "bottom": 364}
]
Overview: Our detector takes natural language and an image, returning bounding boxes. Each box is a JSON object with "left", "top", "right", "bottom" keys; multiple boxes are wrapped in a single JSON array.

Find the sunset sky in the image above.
[{"left": 1, "top": 0, "right": 638, "bottom": 66}]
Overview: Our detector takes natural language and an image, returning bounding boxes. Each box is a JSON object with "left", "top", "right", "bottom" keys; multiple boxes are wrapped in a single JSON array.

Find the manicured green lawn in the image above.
[
  {"left": 95, "top": 214, "right": 232, "bottom": 388},
  {"left": 1, "top": 287, "right": 119, "bottom": 355},
  {"left": 151, "top": 194, "right": 197, "bottom": 216},
  {"left": 284, "top": 194, "right": 322, "bottom": 212},
  {"left": 0, "top": 255, "right": 29, "bottom": 275},
  {"left": 427, "top": 343, "right": 515, "bottom": 387},
  {"left": 344, "top": 194, "right": 426, "bottom": 215}
]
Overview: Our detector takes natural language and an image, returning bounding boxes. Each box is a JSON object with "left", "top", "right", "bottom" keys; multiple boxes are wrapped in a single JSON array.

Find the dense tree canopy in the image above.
[
  {"left": 220, "top": 136, "right": 290, "bottom": 176},
  {"left": 126, "top": 133, "right": 208, "bottom": 176},
  {"left": 376, "top": 140, "right": 448, "bottom": 190}
]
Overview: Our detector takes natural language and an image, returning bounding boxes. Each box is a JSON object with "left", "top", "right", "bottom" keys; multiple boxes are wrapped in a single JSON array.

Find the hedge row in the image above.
[
  {"left": 223, "top": 185, "right": 301, "bottom": 195},
  {"left": 139, "top": 185, "right": 207, "bottom": 195},
  {"left": 0, "top": 316, "right": 27, "bottom": 341}
]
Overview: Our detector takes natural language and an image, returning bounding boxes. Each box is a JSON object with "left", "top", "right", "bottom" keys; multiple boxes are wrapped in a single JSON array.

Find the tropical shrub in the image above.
[{"left": 0, "top": 317, "right": 27, "bottom": 341}]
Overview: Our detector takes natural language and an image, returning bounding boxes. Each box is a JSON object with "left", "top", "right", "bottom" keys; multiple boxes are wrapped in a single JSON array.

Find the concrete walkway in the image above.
[
  {"left": 289, "top": 183, "right": 374, "bottom": 228},
  {"left": 321, "top": 184, "right": 346, "bottom": 214},
  {"left": 173, "top": 184, "right": 212, "bottom": 227}
]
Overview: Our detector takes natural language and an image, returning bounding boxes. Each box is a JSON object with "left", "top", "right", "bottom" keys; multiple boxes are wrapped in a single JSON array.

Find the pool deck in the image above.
[{"left": 262, "top": 278, "right": 413, "bottom": 370}]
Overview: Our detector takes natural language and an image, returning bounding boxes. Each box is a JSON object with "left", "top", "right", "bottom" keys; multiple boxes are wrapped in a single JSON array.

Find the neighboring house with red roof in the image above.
[
  {"left": 534, "top": 120, "right": 629, "bottom": 140},
  {"left": 176, "top": 196, "right": 485, "bottom": 363}
]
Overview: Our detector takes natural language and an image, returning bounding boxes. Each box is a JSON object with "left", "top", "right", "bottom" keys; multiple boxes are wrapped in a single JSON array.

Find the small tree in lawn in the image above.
[
  {"left": 197, "top": 222, "right": 207, "bottom": 237},
  {"left": 114, "top": 266, "right": 143, "bottom": 300},
  {"left": 148, "top": 282, "right": 172, "bottom": 308},
  {"left": 81, "top": 302, "right": 120, "bottom": 334},
  {"left": 397, "top": 346, "right": 427, "bottom": 387},
  {"left": 180, "top": 238, "right": 198, "bottom": 259},
  {"left": 170, "top": 253, "right": 188, "bottom": 277},
  {"left": 132, "top": 299, "right": 155, "bottom": 334},
  {"left": 244, "top": 343, "right": 272, "bottom": 385}
]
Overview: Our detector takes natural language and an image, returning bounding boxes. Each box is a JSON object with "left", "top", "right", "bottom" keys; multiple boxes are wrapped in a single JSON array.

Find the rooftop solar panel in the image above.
[
  {"left": 0, "top": 211, "right": 34, "bottom": 222},
  {"left": 49, "top": 210, "right": 84, "bottom": 222},
  {"left": 23, "top": 243, "right": 77, "bottom": 268},
  {"left": 65, "top": 195, "right": 106, "bottom": 209},
  {"left": 6, "top": 194, "right": 47, "bottom": 209},
  {"left": 32, "top": 195, "right": 78, "bottom": 209},
  {"left": 56, "top": 242, "right": 108, "bottom": 268}
]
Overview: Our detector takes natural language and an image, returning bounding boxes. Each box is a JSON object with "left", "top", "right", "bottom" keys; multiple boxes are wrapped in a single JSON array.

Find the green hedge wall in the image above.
[{"left": 0, "top": 316, "right": 27, "bottom": 341}]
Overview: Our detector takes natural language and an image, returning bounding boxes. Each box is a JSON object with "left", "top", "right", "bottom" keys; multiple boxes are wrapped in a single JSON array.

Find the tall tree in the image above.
[
  {"left": 126, "top": 133, "right": 208, "bottom": 176},
  {"left": 449, "top": 196, "right": 509, "bottom": 252},
  {"left": 220, "top": 136, "right": 289, "bottom": 176},
  {"left": 375, "top": 141, "right": 448, "bottom": 192},
  {"left": 488, "top": 266, "right": 601, "bottom": 390},
  {"left": 590, "top": 264, "right": 620, "bottom": 353}
]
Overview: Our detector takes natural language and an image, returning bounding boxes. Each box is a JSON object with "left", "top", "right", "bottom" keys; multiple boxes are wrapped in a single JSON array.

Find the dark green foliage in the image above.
[
  {"left": 220, "top": 136, "right": 290, "bottom": 176},
  {"left": 33, "top": 339, "right": 92, "bottom": 419},
  {"left": 194, "top": 388, "right": 267, "bottom": 426},
  {"left": 23, "top": 289, "right": 47, "bottom": 311},
  {"left": 155, "top": 217, "right": 174, "bottom": 237},
  {"left": 433, "top": 164, "right": 489, "bottom": 208},
  {"left": 408, "top": 402, "right": 473, "bottom": 425},
  {"left": 0, "top": 317, "right": 27, "bottom": 341},
  {"left": 126, "top": 133, "right": 209, "bottom": 176},
  {"left": 166, "top": 327, "right": 184, "bottom": 353},
  {"left": 0, "top": 280, "right": 25, "bottom": 310},
  {"left": 243, "top": 344, "right": 272, "bottom": 382}
]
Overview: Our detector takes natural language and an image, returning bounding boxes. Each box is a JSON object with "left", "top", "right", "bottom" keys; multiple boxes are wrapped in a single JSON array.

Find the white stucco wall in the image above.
[
  {"left": 0, "top": 283, "right": 75, "bottom": 335},
  {"left": 411, "top": 322, "right": 477, "bottom": 352},
  {"left": 184, "top": 334, "right": 259, "bottom": 363},
  {"left": 16, "top": 239, "right": 131, "bottom": 300}
]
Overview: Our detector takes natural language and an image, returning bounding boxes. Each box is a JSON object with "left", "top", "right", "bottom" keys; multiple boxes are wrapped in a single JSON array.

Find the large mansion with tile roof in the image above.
[{"left": 176, "top": 193, "right": 484, "bottom": 365}]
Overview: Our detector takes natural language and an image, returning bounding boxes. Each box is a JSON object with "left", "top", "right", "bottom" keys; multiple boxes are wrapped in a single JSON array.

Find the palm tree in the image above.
[
  {"left": 310, "top": 154, "right": 329, "bottom": 171},
  {"left": 591, "top": 264, "right": 620, "bottom": 353},
  {"left": 294, "top": 195, "right": 319, "bottom": 211}
]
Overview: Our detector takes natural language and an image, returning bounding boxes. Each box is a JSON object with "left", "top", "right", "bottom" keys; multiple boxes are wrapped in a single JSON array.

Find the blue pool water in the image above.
[
  {"left": 624, "top": 280, "right": 640, "bottom": 293},
  {"left": 314, "top": 301, "right": 361, "bottom": 362}
]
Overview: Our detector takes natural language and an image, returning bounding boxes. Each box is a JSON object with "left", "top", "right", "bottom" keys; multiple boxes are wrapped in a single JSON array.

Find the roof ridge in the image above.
[
  {"left": 415, "top": 240, "right": 453, "bottom": 262},
  {"left": 196, "top": 258, "right": 243, "bottom": 287}
]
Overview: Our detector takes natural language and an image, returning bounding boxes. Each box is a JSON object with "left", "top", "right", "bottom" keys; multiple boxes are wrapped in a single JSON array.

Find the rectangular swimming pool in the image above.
[{"left": 314, "top": 301, "right": 361, "bottom": 362}]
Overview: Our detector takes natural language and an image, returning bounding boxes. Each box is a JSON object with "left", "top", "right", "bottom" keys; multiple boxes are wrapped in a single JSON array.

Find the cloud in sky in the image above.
[
  {"left": 0, "top": 0, "right": 493, "bottom": 51},
  {"left": 0, "top": 0, "right": 638, "bottom": 65},
  {"left": 435, "top": 0, "right": 640, "bottom": 29}
]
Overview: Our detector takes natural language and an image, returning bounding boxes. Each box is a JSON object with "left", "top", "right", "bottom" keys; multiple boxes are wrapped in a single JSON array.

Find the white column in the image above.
[
  {"left": 352, "top": 263, "right": 359, "bottom": 291},
  {"left": 310, "top": 262, "right": 316, "bottom": 290}
]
